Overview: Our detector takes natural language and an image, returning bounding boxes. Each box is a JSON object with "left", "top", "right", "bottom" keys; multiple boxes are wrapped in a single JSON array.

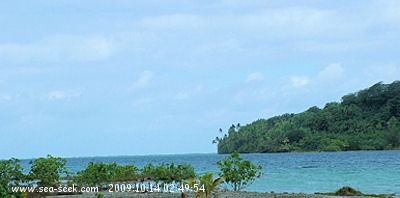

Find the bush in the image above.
[
  {"left": 29, "top": 154, "right": 68, "bottom": 187},
  {"left": 75, "top": 162, "right": 115, "bottom": 187},
  {"left": 317, "top": 186, "right": 365, "bottom": 196},
  {"left": 140, "top": 163, "right": 156, "bottom": 181},
  {"left": 113, "top": 164, "right": 139, "bottom": 182},
  {"left": 74, "top": 162, "right": 140, "bottom": 187},
  {"left": 173, "top": 163, "right": 196, "bottom": 183},
  {"left": 139, "top": 162, "right": 196, "bottom": 184},
  {"left": 0, "top": 158, "right": 26, "bottom": 198},
  {"left": 185, "top": 172, "right": 224, "bottom": 198},
  {"left": 217, "top": 152, "right": 262, "bottom": 191},
  {"left": 334, "top": 186, "right": 363, "bottom": 196}
]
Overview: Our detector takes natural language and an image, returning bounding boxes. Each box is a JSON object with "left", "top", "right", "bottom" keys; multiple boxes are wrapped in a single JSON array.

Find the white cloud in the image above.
[
  {"left": 137, "top": 6, "right": 339, "bottom": 40},
  {"left": 290, "top": 76, "right": 309, "bottom": 87},
  {"left": 194, "top": 39, "right": 242, "bottom": 56},
  {"left": 296, "top": 40, "right": 381, "bottom": 53},
  {"left": 373, "top": 0, "right": 400, "bottom": 24},
  {"left": 1, "top": 95, "right": 12, "bottom": 102},
  {"left": 173, "top": 92, "right": 190, "bottom": 101},
  {"left": 363, "top": 64, "right": 400, "bottom": 83},
  {"left": 0, "top": 35, "right": 114, "bottom": 63},
  {"left": 45, "top": 89, "right": 82, "bottom": 100},
  {"left": 237, "top": 7, "right": 339, "bottom": 39},
  {"left": 173, "top": 85, "right": 203, "bottom": 101},
  {"left": 217, "top": 0, "right": 267, "bottom": 8},
  {"left": 140, "top": 14, "right": 204, "bottom": 30},
  {"left": 318, "top": 63, "right": 345, "bottom": 80},
  {"left": 246, "top": 72, "right": 264, "bottom": 82},
  {"left": 133, "top": 70, "right": 153, "bottom": 89}
]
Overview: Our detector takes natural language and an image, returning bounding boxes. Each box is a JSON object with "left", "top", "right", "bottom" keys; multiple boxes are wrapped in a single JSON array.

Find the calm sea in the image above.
[{"left": 20, "top": 150, "right": 400, "bottom": 195}]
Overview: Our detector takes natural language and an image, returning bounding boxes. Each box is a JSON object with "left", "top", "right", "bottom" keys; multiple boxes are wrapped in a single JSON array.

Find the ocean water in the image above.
[{"left": 20, "top": 150, "right": 400, "bottom": 195}]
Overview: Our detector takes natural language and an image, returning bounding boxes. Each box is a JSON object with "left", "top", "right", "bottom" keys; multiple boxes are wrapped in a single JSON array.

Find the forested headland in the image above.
[{"left": 214, "top": 81, "right": 400, "bottom": 154}]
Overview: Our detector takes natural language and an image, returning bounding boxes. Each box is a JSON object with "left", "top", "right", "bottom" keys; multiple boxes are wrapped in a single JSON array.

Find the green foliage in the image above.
[
  {"left": 334, "top": 186, "right": 363, "bottom": 196},
  {"left": 148, "top": 163, "right": 172, "bottom": 184},
  {"left": 0, "top": 158, "right": 26, "bottom": 198},
  {"left": 186, "top": 172, "right": 224, "bottom": 198},
  {"left": 75, "top": 161, "right": 195, "bottom": 187},
  {"left": 386, "top": 117, "right": 400, "bottom": 148},
  {"left": 1, "top": 156, "right": 196, "bottom": 196},
  {"left": 74, "top": 162, "right": 139, "bottom": 187},
  {"left": 140, "top": 163, "right": 156, "bottom": 181},
  {"left": 113, "top": 164, "right": 139, "bottom": 181},
  {"left": 74, "top": 162, "right": 113, "bottom": 187},
  {"left": 217, "top": 152, "right": 262, "bottom": 191},
  {"left": 29, "top": 154, "right": 68, "bottom": 187},
  {"left": 139, "top": 162, "right": 196, "bottom": 184},
  {"left": 317, "top": 186, "right": 389, "bottom": 197},
  {"left": 217, "top": 81, "right": 400, "bottom": 153}
]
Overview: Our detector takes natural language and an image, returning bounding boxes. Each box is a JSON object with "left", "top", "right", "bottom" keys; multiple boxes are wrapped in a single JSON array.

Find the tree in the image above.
[
  {"left": 387, "top": 97, "right": 400, "bottom": 118},
  {"left": 216, "top": 81, "right": 400, "bottom": 154},
  {"left": 386, "top": 117, "right": 400, "bottom": 148},
  {"left": 0, "top": 158, "right": 26, "bottom": 197},
  {"left": 217, "top": 152, "right": 262, "bottom": 191},
  {"left": 29, "top": 154, "right": 69, "bottom": 187},
  {"left": 341, "top": 93, "right": 358, "bottom": 106},
  {"left": 228, "top": 124, "right": 236, "bottom": 136}
]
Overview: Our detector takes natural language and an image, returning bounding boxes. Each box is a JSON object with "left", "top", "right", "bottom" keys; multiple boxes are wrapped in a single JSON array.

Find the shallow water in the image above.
[{"left": 20, "top": 150, "right": 400, "bottom": 195}]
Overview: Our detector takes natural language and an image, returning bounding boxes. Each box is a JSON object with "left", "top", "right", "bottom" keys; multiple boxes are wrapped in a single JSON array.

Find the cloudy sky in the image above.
[{"left": 1, "top": 0, "right": 400, "bottom": 159}]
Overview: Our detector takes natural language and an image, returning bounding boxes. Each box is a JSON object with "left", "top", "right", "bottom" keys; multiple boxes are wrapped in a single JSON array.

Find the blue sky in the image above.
[{"left": 1, "top": 0, "right": 400, "bottom": 159}]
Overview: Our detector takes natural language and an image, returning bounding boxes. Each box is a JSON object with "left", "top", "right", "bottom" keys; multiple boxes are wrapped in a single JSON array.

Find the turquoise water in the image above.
[{"left": 20, "top": 150, "right": 400, "bottom": 195}]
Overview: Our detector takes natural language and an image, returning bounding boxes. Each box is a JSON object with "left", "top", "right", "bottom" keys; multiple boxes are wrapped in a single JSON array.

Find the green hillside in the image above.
[{"left": 215, "top": 81, "right": 400, "bottom": 154}]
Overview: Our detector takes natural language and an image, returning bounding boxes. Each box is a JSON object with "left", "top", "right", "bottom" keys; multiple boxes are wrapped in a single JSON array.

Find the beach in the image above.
[{"left": 47, "top": 191, "right": 398, "bottom": 198}]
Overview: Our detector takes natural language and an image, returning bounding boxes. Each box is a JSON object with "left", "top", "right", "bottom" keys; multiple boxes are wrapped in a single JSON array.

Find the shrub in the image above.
[
  {"left": 29, "top": 154, "right": 68, "bottom": 187},
  {"left": 75, "top": 162, "right": 140, "bottom": 187},
  {"left": 0, "top": 158, "right": 26, "bottom": 198},
  {"left": 139, "top": 162, "right": 196, "bottom": 184},
  {"left": 335, "top": 186, "right": 363, "bottom": 196},
  {"left": 113, "top": 164, "right": 139, "bottom": 182},
  {"left": 74, "top": 162, "right": 115, "bottom": 187},
  {"left": 186, "top": 172, "right": 224, "bottom": 198},
  {"left": 217, "top": 152, "right": 262, "bottom": 191}
]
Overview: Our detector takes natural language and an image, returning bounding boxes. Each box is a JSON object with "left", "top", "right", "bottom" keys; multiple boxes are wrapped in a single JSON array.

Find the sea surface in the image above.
[{"left": 20, "top": 150, "right": 400, "bottom": 195}]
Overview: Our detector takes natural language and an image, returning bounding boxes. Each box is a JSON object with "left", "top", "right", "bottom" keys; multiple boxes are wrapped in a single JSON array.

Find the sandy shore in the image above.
[{"left": 47, "top": 191, "right": 398, "bottom": 198}]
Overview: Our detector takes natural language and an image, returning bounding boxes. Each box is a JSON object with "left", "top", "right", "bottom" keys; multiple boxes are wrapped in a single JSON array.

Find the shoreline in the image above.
[
  {"left": 47, "top": 191, "right": 399, "bottom": 198},
  {"left": 9, "top": 150, "right": 400, "bottom": 161}
]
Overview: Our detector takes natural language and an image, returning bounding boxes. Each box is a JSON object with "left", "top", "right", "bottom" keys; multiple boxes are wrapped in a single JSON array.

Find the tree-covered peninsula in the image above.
[{"left": 215, "top": 81, "right": 400, "bottom": 154}]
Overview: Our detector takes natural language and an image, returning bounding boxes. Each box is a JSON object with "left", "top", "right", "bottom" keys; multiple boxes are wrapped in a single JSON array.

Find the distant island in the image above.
[{"left": 215, "top": 81, "right": 400, "bottom": 154}]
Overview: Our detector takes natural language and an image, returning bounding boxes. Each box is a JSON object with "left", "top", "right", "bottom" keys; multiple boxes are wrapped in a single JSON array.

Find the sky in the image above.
[{"left": 1, "top": 0, "right": 400, "bottom": 159}]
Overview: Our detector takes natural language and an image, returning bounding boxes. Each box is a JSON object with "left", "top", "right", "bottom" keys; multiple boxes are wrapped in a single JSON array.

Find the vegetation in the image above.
[
  {"left": 215, "top": 81, "right": 400, "bottom": 153},
  {"left": 217, "top": 152, "right": 262, "bottom": 191},
  {"left": 333, "top": 186, "right": 363, "bottom": 196},
  {"left": 316, "top": 186, "right": 389, "bottom": 197},
  {"left": 28, "top": 154, "right": 69, "bottom": 187},
  {"left": 1, "top": 154, "right": 199, "bottom": 195},
  {"left": 73, "top": 161, "right": 196, "bottom": 189},
  {"left": 185, "top": 172, "right": 224, "bottom": 198},
  {"left": 74, "top": 162, "right": 131, "bottom": 187},
  {"left": 2, "top": 155, "right": 397, "bottom": 197},
  {"left": 140, "top": 162, "right": 196, "bottom": 185},
  {"left": 0, "top": 158, "right": 26, "bottom": 198}
]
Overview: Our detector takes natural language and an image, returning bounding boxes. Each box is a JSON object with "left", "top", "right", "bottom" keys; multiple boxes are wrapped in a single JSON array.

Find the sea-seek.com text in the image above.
[{"left": 11, "top": 184, "right": 98, "bottom": 193}]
